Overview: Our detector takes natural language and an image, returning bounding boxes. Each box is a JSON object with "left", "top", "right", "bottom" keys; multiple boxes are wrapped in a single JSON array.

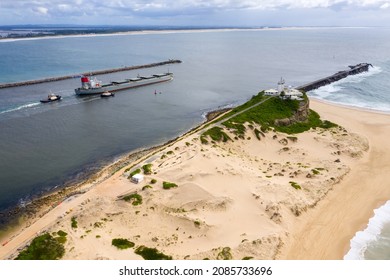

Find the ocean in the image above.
[{"left": 0, "top": 27, "right": 390, "bottom": 259}]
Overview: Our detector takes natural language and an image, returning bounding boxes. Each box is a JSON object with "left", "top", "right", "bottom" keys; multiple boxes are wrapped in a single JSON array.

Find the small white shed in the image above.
[{"left": 131, "top": 173, "right": 144, "bottom": 184}]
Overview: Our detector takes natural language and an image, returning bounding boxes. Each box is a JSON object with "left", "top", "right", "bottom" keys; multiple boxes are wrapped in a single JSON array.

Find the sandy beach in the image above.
[{"left": 1, "top": 98, "right": 390, "bottom": 260}]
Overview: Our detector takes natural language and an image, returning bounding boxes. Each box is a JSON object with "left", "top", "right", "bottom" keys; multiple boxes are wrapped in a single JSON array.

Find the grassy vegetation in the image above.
[
  {"left": 15, "top": 233, "right": 65, "bottom": 260},
  {"left": 276, "top": 110, "right": 338, "bottom": 134},
  {"left": 289, "top": 181, "right": 302, "bottom": 190},
  {"left": 57, "top": 230, "right": 67, "bottom": 237},
  {"left": 200, "top": 135, "right": 209, "bottom": 144},
  {"left": 222, "top": 121, "right": 246, "bottom": 138},
  {"left": 111, "top": 238, "right": 135, "bottom": 250},
  {"left": 208, "top": 94, "right": 337, "bottom": 136},
  {"left": 71, "top": 217, "right": 78, "bottom": 229},
  {"left": 312, "top": 169, "right": 321, "bottom": 175},
  {"left": 142, "top": 185, "right": 153, "bottom": 191},
  {"left": 123, "top": 193, "right": 143, "bottom": 206},
  {"left": 134, "top": 246, "right": 172, "bottom": 260},
  {"left": 217, "top": 92, "right": 266, "bottom": 120},
  {"left": 129, "top": 168, "right": 141, "bottom": 178},
  {"left": 142, "top": 164, "right": 153, "bottom": 175},
  {"left": 54, "top": 230, "right": 68, "bottom": 244},
  {"left": 55, "top": 236, "right": 67, "bottom": 244},
  {"left": 254, "top": 128, "right": 262, "bottom": 140},
  {"left": 124, "top": 167, "right": 131, "bottom": 173},
  {"left": 217, "top": 247, "right": 233, "bottom": 260},
  {"left": 226, "top": 96, "right": 299, "bottom": 125},
  {"left": 287, "top": 136, "right": 298, "bottom": 142},
  {"left": 94, "top": 222, "right": 103, "bottom": 228},
  {"left": 163, "top": 181, "right": 178, "bottom": 190},
  {"left": 201, "top": 127, "right": 232, "bottom": 143}
]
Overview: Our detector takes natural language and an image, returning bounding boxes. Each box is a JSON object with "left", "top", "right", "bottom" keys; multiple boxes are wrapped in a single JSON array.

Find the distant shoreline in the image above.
[{"left": 0, "top": 26, "right": 367, "bottom": 43}]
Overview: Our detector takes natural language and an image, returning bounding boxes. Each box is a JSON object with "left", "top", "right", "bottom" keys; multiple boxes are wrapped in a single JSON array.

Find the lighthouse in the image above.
[{"left": 277, "top": 77, "right": 285, "bottom": 94}]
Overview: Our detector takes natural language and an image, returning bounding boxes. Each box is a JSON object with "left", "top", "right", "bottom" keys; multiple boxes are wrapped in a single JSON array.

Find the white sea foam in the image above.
[
  {"left": 344, "top": 200, "right": 390, "bottom": 260},
  {"left": 308, "top": 66, "right": 389, "bottom": 112},
  {"left": 310, "top": 66, "right": 382, "bottom": 96},
  {"left": 0, "top": 102, "right": 40, "bottom": 115}
]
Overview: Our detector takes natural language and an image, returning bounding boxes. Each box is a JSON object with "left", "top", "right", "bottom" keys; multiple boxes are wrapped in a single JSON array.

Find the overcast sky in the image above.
[{"left": 1, "top": 0, "right": 390, "bottom": 27}]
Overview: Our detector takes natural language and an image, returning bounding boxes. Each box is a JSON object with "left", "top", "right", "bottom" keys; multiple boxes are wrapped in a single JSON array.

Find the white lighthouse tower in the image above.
[{"left": 277, "top": 77, "right": 285, "bottom": 94}]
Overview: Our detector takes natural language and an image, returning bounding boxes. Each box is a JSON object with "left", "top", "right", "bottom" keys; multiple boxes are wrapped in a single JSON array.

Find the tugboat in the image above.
[
  {"left": 40, "top": 93, "right": 61, "bottom": 103},
  {"left": 101, "top": 91, "right": 115, "bottom": 98}
]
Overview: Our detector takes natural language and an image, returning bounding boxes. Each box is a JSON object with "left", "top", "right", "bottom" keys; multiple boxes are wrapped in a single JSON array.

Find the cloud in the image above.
[
  {"left": 380, "top": 2, "right": 390, "bottom": 8},
  {"left": 0, "top": 0, "right": 390, "bottom": 25},
  {"left": 33, "top": 7, "right": 49, "bottom": 15}
]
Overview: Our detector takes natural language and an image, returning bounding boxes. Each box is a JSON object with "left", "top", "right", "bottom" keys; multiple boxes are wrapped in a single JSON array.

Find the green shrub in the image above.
[
  {"left": 289, "top": 181, "right": 302, "bottom": 190},
  {"left": 123, "top": 193, "right": 143, "bottom": 206},
  {"left": 202, "top": 127, "right": 232, "bottom": 142},
  {"left": 217, "top": 247, "right": 233, "bottom": 260},
  {"left": 134, "top": 246, "right": 172, "bottom": 260},
  {"left": 254, "top": 128, "right": 262, "bottom": 140},
  {"left": 163, "top": 181, "right": 178, "bottom": 190},
  {"left": 15, "top": 233, "right": 65, "bottom": 260},
  {"left": 142, "top": 164, "right": 153, "bottom": 175},
  {"left": 112, "top": 238, "right": 135, "bottom": 250},
  {"left": 129, "top": 169, "right": 141, "bottom": 178},
  {"left": 287, "top": 136, "right": 298, "bottom": 142},
  {"left": 312, "top": 169, "right": 320, "bottom": 175},
  {"left": 200, "top": 136, "right": 209, "bottom": 144},
  {"left": 142, "top": 185, "right": 153, "bottom": 191},
  {"left": 55, "top": 236, "right": 67, "bottom": 244},
  {"left": 150, "top": 179, "right": 157, "bottom": 184},
  {"left": 57, "top": 230, "right": 68, "bottom": 237},
  {"left": 94, "top": 222, "right": 103, "bottom": 228},
  {"left": 71, "top": 217, "right": 78, "bottom": 229}
]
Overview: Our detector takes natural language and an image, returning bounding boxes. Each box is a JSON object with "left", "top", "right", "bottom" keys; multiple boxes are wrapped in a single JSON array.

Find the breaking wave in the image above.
[{"left": 344, "top": 200, "right": 390, "bottom": 260}]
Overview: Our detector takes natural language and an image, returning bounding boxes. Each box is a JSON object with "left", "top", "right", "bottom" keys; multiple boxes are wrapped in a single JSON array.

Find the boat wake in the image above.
[{"left": 0, "top": 102, "right": 40, "bottom": 115}]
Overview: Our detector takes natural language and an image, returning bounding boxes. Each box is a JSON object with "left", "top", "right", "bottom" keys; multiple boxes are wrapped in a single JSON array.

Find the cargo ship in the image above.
[{"left": 74, "top": 72, "right": 173, "bottom": 95}]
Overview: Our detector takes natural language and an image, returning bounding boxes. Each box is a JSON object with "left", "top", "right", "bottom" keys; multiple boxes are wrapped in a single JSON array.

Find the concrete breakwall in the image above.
[
  {"left": 296, "top": 63, "right": 373, "bottom": 92},
  {"left": 0, "top": 59, "right": 182, "bottom": 89}
]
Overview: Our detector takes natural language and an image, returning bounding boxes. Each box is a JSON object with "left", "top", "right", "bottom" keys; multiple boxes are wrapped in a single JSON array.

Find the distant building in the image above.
[{"left": 264, "top": 89, "right": 279, "bottom": 96}]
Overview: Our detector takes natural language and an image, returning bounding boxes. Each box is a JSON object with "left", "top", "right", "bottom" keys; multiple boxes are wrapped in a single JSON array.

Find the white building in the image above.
[
  {"left": 131, "top": 173, "right": 144, "bottom": 184},
  {"left": 264, "top": 89, "right": 279, "bottom": 96},
  {"left": 265, "top": 78, "right": 304, "bottom": 100}
]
